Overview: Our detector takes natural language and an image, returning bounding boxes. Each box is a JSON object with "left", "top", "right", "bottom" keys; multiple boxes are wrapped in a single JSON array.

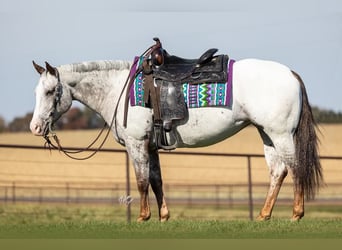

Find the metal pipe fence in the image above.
[{"left": 1, "top": 143, "right": 342, "bottom": 222}]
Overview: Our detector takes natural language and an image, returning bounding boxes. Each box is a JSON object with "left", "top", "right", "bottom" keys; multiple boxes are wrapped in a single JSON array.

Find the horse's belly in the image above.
[{"left": 175, "top": 108, "right": 247, "bottom": 148}]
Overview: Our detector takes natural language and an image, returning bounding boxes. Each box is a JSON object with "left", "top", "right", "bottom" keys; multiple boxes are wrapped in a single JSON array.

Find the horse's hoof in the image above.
[
  {"left": 160, "top": 208, "right": 170, "bottom": 222},
  {"left": 256, "top": 215, "right": 271, "bottom": 221},
  {"left": 160, "top": 214, "right": 170, "bottom": 222},
  {"left": 136, "top": 213, "right": 151, "bottom": 222},
  {"left": 291, "top": 215, "right": 302, "bottom": 222},
  {"left": 136, "top": 217, "right": 150, "bottom": 222}
]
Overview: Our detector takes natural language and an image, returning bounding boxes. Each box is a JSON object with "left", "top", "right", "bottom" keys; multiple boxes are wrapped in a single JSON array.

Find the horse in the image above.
[{"left": 30, "top": 53, "right": 323, "bottom": 222}]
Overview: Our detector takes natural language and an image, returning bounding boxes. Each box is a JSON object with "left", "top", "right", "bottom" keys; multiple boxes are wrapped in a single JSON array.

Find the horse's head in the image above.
[{"left": 30, "top": 61, "right": 72, "bottom": 136}]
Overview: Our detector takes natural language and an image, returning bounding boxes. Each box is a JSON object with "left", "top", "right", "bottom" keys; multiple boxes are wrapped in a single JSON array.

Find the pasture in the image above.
[
  {"left": 0, "top": 124, "right": 342, "bottom": 239},
  {"left": 0, "top": 204, "right": 341, "bottom": 238}
]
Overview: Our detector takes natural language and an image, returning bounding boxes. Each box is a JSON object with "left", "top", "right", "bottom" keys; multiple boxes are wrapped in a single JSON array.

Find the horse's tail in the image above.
[{"left": 292, "top": 71, "right": 323, "bottom": 200}]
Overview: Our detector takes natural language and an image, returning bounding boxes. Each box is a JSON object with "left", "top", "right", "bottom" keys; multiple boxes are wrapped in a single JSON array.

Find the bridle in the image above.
[{"left": 43, "top": 70, "right": 63, "bottom": 138}]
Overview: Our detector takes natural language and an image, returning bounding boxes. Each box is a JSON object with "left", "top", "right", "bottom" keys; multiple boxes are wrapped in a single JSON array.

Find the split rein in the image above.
[
  {"left": 43, "top": 126, "right": 109, "bottom": 160},
  {"left": 43, "top": 43, "right": 158, "bottom": 160}
]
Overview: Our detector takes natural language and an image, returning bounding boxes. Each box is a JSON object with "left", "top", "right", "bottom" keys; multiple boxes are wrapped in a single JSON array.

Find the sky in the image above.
[{"left": 0, "top": 0, "right": 341, "bottom": 122}]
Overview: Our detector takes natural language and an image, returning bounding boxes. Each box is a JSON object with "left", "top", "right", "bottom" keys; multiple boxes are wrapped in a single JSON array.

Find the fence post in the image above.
[
  {"left": 39, "top": 187, "right": 43, "bottom": 204},
  {"left": 188, "top": 186, "right": 192, "bottom": 207},
  {"left": 125, "top": 152, "right": 131, "bottom": 223},
  {"left": 247, "top": 156, "right": 254, "bottom": 221},
  {"left": 5, "top": 187, "right": 8, "bottom": 203},
  {"left": 12, "top": 182, "right": 16, "bottom": 204},
  {"left": 215, "top": 185, "right": 220, "bottom": 208},
  {"left": 228, "top": 185, "right": 233, "bottom": 208},
  {"left": 66, "top": 182, "right": 70, "bottom": 204}
]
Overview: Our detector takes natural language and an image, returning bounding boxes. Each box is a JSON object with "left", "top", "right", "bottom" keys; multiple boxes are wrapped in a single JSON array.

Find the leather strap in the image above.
[{"left": 143, "top": 65, "right": 162, "bottom": 123}]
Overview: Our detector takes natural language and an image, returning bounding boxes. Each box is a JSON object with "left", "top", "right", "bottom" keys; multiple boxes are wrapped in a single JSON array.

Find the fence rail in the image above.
[
  {"left": 1, "top": 143, "right": 342, "bottom": 222},
  {"left": 1, "top": 181, "right": 342, "bottom": 205}
]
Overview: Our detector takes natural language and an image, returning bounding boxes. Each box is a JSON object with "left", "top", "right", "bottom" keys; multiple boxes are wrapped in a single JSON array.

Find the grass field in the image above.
[
  {"left": 2, "top": 219, "right": 341, "bottom": 239},
  {"left": 0, "top": 204, "right": 341, "bottom": 238}
]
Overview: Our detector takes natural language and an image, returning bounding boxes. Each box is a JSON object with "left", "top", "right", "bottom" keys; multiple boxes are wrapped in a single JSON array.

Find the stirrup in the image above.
[{"left": 154, "top": 123, "right": 177, "bottom": 150}]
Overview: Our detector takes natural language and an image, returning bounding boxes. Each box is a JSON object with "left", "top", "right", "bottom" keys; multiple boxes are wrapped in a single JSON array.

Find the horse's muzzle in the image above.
[{"left": 30, "top": 120, "right": 46, "bottom": 136}]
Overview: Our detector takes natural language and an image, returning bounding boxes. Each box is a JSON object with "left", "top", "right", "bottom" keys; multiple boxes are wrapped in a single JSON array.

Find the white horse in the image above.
[{"left": 30, "top": 54, "right": 322, "bottom": 222}]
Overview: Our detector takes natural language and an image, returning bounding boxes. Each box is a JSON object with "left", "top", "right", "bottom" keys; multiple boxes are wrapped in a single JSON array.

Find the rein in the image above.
[{"left": 43, "top": 125, "right": 111, "bottom": 160}]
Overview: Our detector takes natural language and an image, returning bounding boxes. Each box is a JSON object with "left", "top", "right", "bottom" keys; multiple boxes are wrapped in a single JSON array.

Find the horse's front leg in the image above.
[
  {"left": 136, "top": 170, "right": 151, "bottom": 222},
  {"left": 148, "top": 147, "right": 170, "bottom": 222},
  {"left": 126, "top": 138, "right": 151, "bottom": 222}
]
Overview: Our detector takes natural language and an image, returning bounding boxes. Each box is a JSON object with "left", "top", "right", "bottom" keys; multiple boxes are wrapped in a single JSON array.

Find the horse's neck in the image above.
[{"left": 59, "top": 61, "right": 131, "bottom": 123}]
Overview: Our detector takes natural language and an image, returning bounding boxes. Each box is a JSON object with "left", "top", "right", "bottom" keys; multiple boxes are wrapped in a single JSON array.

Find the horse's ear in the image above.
[
  {"left": 32, "top": 61, "right": 45, "bottom": 75},
  {"left": 45, "top": 61, "right": 57, "bottom": 76}
]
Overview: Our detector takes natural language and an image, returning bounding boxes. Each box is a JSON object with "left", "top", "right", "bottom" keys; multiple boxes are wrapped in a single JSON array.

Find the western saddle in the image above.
[{"left": 125, "top": 38, "right": 229, "bottom": 150}]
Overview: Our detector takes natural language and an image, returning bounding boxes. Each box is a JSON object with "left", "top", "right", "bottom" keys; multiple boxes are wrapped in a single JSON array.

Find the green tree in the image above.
[{"left": 8, "top": 113, "right": 33, "bottom": 132}]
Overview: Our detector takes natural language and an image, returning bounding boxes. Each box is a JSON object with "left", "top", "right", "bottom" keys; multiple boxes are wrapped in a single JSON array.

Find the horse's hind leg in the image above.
[
  {"left": 257, "top": 129, "right": 291, "bottom": 220},
  {"left": 291, "top": 183, "right": 304, "bottom": 221},
  {"left": 149, "top": 148, "right": 170, "bottom": 222},
  {"left": 257, "top": 144, "right": 288, "bottom": 220}
]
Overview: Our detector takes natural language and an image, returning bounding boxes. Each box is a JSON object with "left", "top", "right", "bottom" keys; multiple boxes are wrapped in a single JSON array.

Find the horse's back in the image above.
[{"left": 233, "top": 58, "right": 299, "bottom": 96}]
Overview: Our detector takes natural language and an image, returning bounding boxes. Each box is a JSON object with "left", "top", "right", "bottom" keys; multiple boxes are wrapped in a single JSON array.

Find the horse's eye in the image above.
[{"left": 46, "top": 89, "right": 54, "bottom": 96}]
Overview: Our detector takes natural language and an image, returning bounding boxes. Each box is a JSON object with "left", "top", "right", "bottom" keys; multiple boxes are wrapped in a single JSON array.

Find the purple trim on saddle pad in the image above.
[
  {"left": 227, "top": 59, "right": 235, "bottom": 107},
  {"left": 129, "top": 57, "right": 145, "bottom": 107}
]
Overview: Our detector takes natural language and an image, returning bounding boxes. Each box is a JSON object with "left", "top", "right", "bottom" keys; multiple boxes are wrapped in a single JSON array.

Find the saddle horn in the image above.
[{"left": 151, "top": 37, "right": 164, "bottom": 66}]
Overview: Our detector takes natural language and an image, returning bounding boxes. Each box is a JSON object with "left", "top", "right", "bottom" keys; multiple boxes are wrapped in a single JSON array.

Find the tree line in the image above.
[
  {"left": 0, "top": 106, "right": 104, "bottom": 133},
  {"left": 1, "top": 106, "right": 342, "bottom": 133}
]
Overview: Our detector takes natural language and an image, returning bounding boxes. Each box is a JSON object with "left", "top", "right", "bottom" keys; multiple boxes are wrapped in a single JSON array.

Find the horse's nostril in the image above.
[
  {"left": 31, "top": 123, "right": 42, "bottom": 135},
  {"left": 35, "top": 125, "right": 41, "bottom": 133}
]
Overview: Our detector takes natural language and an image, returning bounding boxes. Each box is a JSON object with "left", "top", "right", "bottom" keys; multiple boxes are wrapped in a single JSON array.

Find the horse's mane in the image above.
[{"left": 58, "top": 60, "right": 131, "bottom": 73}]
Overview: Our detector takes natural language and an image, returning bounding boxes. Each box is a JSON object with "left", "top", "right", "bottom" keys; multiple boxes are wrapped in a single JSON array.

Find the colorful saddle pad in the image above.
[{"left": 130, "top": 57, "right": 235, "bottom": 108}]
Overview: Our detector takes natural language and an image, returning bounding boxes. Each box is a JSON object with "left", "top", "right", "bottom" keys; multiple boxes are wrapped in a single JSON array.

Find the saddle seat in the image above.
[{"left": 152, "top": 48, "right": 227, "bottom": 84}]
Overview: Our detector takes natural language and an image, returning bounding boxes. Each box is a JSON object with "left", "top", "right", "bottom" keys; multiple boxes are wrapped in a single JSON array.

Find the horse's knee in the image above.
[{"left": 137, "top": 178, "right": 149, "bottom": 190}]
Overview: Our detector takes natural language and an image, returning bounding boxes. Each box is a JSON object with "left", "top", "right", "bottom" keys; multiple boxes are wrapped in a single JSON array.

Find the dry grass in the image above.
[{"left": 0, "top": 124, "right": 341, "bottom": 192}]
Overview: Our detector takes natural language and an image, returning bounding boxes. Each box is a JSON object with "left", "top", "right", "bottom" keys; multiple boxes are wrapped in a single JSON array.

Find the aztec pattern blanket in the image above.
[{"left": 129, "top": 57, "right": 235, "bottom": 108}]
